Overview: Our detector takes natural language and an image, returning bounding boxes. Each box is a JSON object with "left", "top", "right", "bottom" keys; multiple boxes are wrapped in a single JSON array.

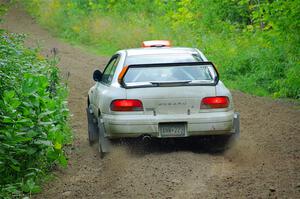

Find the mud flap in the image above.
[
  {"left": 98, "top": 117, "right": 111, "bottom": 157},
  {"left": 86, "top": 108, "right": 98, "bottom": 144},
  {"left": 233, "top": 112, "right": 240, "bottom": 139}
]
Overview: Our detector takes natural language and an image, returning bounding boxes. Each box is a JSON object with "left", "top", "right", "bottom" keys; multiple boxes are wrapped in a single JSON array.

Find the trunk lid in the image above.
[{"left": 126, "top": 86, "right": 215, "bottom": 115}]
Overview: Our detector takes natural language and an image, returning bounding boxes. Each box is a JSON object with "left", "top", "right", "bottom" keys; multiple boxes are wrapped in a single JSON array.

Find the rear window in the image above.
[
  {"left": 125, "top": 53, "right": 202, "bottom": 65},
  {"left": 123, "top": 63, "right": 218, "bottom": 87}
]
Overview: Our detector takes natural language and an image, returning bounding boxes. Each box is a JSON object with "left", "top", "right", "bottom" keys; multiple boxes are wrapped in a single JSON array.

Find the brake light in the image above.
[
  {"left": 110, "top": 99, "right": 143, "bottom": 111},
  {"left": 201, "top": 96, "right": 229, "bottom": 109}
]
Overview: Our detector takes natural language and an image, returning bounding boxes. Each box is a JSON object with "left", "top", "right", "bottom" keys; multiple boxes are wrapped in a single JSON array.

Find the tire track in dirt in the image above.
[{"left": 2, "top": 5, "right": 300, "bottom": 199}]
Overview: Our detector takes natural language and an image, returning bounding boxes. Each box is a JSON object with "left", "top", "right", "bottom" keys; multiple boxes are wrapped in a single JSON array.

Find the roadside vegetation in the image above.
[
  {"left": 22, "top": 0, "right": 300, "bottom": 99},
  {"left": 0, "top": 4, "right": 71, "bottom": 198}
]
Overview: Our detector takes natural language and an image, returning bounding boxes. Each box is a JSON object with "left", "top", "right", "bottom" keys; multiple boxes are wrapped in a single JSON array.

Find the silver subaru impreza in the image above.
[{"left": 87, "top": 41, "right": 240, "bottom": 156}]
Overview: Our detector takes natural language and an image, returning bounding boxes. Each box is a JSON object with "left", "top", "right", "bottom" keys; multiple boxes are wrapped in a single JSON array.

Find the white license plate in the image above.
[{"left": 159, "top": 123, "right": 186, "bottom": 137}]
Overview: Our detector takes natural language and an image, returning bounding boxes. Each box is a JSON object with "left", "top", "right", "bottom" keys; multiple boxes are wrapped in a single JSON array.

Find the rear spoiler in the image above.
[{"left": 118, "top": 62, "right": 220, "bottom": 88}]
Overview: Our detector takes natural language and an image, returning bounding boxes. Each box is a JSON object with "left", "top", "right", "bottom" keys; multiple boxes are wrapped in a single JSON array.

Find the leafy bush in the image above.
[
  {"left": 22, "top": 0, "right": 300, "bottom": 99},
  {"left": 0, "top": 32, "right": 71, "bottom": 198}
]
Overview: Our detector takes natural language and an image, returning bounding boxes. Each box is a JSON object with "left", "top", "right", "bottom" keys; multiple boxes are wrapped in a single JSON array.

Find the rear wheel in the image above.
[{"left": 86, "top": 107, "right": 98, "bottom": 145}]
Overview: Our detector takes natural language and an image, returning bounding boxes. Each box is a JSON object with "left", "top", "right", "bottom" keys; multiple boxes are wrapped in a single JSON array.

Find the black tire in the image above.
[
  {"left": 88, "top": 128, "right": 98, "bottom": 145},
  {"left": 86, "top": 107, "right": 98, "bottom": 145}
]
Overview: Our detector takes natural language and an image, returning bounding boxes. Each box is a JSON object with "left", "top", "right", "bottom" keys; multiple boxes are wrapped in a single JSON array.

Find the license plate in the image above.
[{"left": 159, "top": 123, "right": 186, "bottom": 137}]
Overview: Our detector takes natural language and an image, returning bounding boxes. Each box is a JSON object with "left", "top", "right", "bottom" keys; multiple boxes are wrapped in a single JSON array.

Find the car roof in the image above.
[{"left": 123, "top": 47, "right": 199, "bottom": 56}]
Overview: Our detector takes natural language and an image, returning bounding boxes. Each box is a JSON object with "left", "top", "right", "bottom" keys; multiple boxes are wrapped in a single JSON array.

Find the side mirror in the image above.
[{"left": 93, "top": 70, "right": 102, "bottom": 82}]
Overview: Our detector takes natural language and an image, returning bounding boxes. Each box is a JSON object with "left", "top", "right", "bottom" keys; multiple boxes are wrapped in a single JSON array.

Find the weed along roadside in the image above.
[{"left": 0, "top": 9, "right": 71, "bottom": 198}]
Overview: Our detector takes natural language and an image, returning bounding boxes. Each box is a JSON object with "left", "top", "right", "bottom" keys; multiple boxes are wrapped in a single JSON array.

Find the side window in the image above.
[{"left": 101, "top": 55, "right": 120, "bottom": 84}]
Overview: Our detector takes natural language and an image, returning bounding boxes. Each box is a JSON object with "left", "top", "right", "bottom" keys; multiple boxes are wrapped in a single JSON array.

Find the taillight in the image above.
[
  {"left": 110, "top": 99, "right": 143, "bottom": 111},
  {"left": 201, "top": 96, "right": 229, "bottom": 109}
]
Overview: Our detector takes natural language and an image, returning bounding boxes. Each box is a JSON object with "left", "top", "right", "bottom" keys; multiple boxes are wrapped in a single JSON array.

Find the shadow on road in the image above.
[{"left": 110, "top": 136, "right": 233, "bottom": 156}]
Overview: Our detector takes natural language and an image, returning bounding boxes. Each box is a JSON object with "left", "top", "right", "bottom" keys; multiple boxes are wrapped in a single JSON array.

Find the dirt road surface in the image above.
[{"left": 2, "top": 6, "right": 300, "bottom": 199}]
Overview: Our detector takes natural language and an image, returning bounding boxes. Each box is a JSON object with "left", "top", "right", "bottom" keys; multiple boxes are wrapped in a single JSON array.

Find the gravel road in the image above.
[{"left": 2, "top": 6, "right": 300, "bottom": 199}]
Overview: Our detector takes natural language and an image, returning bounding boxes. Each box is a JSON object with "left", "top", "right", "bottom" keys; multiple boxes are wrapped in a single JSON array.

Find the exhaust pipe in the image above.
[{"left": 142, "top": 135, "right": 151, "bottom": 143}]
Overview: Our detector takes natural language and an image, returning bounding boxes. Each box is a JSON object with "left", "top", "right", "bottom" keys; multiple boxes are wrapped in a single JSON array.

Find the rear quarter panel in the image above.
[
  {"left": 215, "top": 80, "right": 234, "bottom": 109},
  {"left": 96, "top": 84, "right": 126, "bottom": 115}
]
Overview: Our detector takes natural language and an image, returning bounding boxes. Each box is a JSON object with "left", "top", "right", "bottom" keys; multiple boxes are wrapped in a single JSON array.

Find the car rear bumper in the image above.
[{"left": 102, "top": 111, "right": 240, "bottom": 138}]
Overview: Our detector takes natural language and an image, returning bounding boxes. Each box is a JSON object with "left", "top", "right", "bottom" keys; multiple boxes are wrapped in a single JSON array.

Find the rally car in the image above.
[{"left": 87, "top": 40, "right": 240, "bottom": 156}]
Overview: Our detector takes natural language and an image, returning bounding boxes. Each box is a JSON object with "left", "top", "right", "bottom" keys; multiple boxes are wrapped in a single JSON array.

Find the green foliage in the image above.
[
  {"left": 22, "top": 0, "right": 300, "bottom": 99},
  {"left": 0, "top": 32, "right": 71, "bottom": 198}
]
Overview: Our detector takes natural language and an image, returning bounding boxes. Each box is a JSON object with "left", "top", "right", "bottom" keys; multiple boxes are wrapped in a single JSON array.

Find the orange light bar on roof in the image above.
[{"left": 142, "top": 40, "right": 171, "bottom": 47}]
